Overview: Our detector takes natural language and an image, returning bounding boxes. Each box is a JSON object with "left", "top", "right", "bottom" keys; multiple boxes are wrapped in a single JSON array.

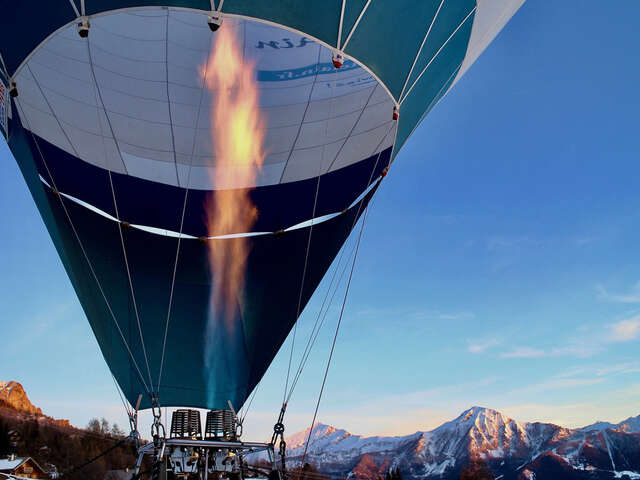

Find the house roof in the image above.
[
  {"left": 0, "top": 457, "right": 28, "bottom": 472},
  {"left": 0, "top": 456, "right": 45, "bottom": 474}
]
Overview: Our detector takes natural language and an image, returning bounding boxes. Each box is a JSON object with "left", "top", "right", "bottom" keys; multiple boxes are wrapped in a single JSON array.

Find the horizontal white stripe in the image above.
[{"left": 38, "top": 173, "right": 380, "bottom": 238}]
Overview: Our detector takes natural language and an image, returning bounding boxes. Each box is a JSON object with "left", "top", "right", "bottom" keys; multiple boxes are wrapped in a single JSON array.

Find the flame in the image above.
[{"left": 201, "top": 25, "right": 265, "bottom": 323}]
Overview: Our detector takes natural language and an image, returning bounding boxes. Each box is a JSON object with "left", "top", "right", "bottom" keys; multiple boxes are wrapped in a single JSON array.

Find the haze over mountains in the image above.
[{"left": 284, "top": 407, "right": 640, "bottom": 480}]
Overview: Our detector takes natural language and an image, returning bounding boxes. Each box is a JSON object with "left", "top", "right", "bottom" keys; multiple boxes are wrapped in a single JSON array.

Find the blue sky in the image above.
[{"left": 2, "top": 0, "right": 640, "bottom": 440}]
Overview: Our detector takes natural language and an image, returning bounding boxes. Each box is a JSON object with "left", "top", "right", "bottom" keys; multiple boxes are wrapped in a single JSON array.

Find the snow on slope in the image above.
[
  {"left": 582, "top": 421, "right": 618, "bottom": 432},
  {"left": 290, "top": 407, "right": 565, "bottom": 463},
  {"left": 287, "top": 422, "right": 420, "bottom": 463},
  {"left": 582, "top": 414, "right": 640, "bottom": 434},
  {"left": 280, "top": 407, "right": 640, "bottom": 479},
  {"left": 616, "top": 414, "right": 640, "bottom": 434}
]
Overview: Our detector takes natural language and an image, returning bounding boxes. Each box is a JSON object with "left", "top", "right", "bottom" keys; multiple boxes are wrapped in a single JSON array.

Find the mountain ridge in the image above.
[{"left": 283, "top": 407, "right": 640, "bottom": 479}]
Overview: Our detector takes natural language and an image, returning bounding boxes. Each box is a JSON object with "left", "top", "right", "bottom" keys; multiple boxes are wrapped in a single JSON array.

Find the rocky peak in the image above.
[
  {"left": 286, "top": 423, "right": 352, "bottom": 454},
  {"left": 0, "top": 381, "right": 42, "bottom": 416}
]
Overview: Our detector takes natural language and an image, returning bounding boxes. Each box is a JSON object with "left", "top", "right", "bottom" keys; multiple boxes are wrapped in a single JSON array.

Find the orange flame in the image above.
[{"left": 201, "top": 25, "right": 265, "bottom": 322}]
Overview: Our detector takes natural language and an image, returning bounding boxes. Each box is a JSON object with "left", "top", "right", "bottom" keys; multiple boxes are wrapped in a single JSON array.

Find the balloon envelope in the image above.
[{"left": 2, "top": 0, "right": 524, "bottom": 409}]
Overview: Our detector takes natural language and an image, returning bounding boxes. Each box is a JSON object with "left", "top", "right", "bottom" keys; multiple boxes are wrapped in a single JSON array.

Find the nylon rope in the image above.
[
  {"left": 337, "top": 0, "right": 347, "bottom": 49},
  {"left": 244, "top": 224, "right": 355, "bottom": 422},
  {"left": 239, "top": 379, "right": 261, "bottom": 425},
  {"left": 67, "top": 0, "right": 80, "bottom": 17},
  {"left": 285, "top": 237, "right": 357, "bottom": 403},
  {"left": 341, "top": 0, "right": 372, "bottom": 51},
  {"left": 0, "top": 51, "right": 9, "bottom": 80},
  {"left": 399, "top": 0, "right": 445, "bottom": 101},
  {"left": 400, "top": 5, "right": 476, "bottom": 105},
  {"left": 25, "top": 65, "right": 80, "bottom": 159},
  {"left": 12, "top": 98, "right": 151, "bottom": 396},
  {"left": 164, "top": 10, "right": 180, "bottom": 185},
  {"left": 106, "top": 170, "right": 155, "bottom": 394},
  {"left": 325, "top": 85, "right": 378, "bottom": 173},
  {"left": 285, "top": 119, "right": 394, "bottom": 403},
  {"left": 282, "top": 44, "right": 326, "bottom": 402},
  {"left": 84, "top": 42, "right": 128, "bottom": 173},
  {"left": 283, "top": 164, "right": 323, "bottom": 403},
  {"left": 285, "top": 182, "right": 379, "bottom": 403},
  {"left": 84, "top": 38, "right": 155, "bottom": 405},
  {"left": 83, "top": 39, "right": 155, "bottom": 394},
  {"left": 294, "top": 117, "right": 395, "bottom": 467},
  {"left": 395, "top": 61, "right": 462, "bottom": 156},
  {"left": 111, "top": 371, "right": 133, "bottom": 418},
  {"left": 287, "top": 243, "right": 353, "bottom": 399},
  {"left": 298, "top": 199, "right": 372, "bottom": 473},
  {"left": 156, "top": 10, "right": 213, "bottom": 395},
  {"left": 278, "top": 44, "right": 323, "bottom": 183},
  {"left": 283, "top": 63, "right": 375, "bottom": 405}
]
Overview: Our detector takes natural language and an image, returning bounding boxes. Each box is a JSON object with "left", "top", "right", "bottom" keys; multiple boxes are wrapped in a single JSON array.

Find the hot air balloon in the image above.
[{"left": 0, "top": 0, "right": 525, "bottom": 477}]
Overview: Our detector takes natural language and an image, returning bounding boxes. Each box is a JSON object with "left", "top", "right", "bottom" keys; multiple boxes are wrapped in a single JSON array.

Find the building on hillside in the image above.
[{"left": 0, "top": 455, "right": 48, "bottom": 479}]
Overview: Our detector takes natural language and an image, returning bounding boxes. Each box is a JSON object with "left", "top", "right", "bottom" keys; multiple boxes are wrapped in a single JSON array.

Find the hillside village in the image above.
[{"left": 0, "top": 381, "right": 137, "bottom": 479}]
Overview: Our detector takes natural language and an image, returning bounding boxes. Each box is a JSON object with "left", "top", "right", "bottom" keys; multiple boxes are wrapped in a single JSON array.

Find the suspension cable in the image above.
[
  {"left": 283, "top": 166, "right": 323, "bottom": 404},
  {"left": 284, "top": 118, "right": 394, "bottom": 404},
  {"left": 292, "top": 135, "right": 392, "bottom": 466},
  {"left": 156, "top": 18, "right": 214, "bottom": 395},
  {"left": 293, "top": 115, "right": 395, "bottom": 465},
  {"left": 106, "top": 169, "right": 155, "bottom": 393},
  {"left": 156, "top": 184, "right": 189, "bottom": 393},
  {"left": 239, "top": 379, "right": 261, "bottom": 425},
  {"left": 13, "top": 99, "right": 152, "bottom": 397},
  {"left": 292, "top": 182, "right": 385, "bottom": 394},
  {"left": 285, "top": 238, "right": 357, "bottom": 404},
  {"left": 299, "top": 201, "right": 371, "bottom": 472},
  {"left": 282, "top": 45, "right": 326, "bottom": 403},
  {"left": 83, "top": 36, "right": 155, "bottom": 394},
  {"left": 110, "top": 371, "right": 133, "bottom": 419},
  {"left": 85, "top": 34, "right": 156, "bottom": 401}
]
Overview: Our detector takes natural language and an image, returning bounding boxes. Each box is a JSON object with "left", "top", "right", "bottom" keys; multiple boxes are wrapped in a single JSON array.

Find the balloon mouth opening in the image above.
[{"left": 12, "top": 9, "right": 396, "bottom": 192}]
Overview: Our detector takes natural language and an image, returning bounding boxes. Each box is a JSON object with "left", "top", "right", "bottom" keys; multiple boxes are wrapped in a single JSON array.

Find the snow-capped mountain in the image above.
[{"left": 282, "top": 407, "right": 640, "bottom": 479}]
